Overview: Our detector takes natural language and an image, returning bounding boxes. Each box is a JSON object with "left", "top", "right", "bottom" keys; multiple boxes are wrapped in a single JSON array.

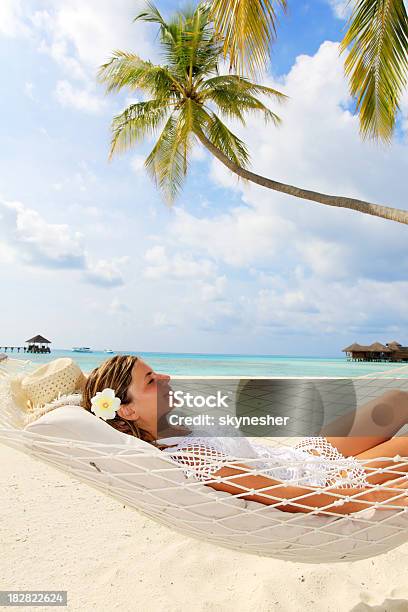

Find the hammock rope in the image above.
[{"left": 1, "top": 357, "right": 408, "bottom": 563}]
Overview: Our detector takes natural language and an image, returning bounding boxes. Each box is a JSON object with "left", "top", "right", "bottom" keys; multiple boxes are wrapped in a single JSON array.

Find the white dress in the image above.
[{"left": 161, "top": 436, "right": 369, "bottom": 489}]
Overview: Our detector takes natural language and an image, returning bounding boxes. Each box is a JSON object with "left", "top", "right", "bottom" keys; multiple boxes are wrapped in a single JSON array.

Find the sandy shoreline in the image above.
[{"left": 1, "top": 444, "right": 408, "bottom": 612}]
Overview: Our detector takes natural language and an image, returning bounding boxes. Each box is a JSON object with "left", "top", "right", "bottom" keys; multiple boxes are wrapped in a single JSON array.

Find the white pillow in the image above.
[{"left": 24, "top": 405, "right": 153, "bottom": 449}]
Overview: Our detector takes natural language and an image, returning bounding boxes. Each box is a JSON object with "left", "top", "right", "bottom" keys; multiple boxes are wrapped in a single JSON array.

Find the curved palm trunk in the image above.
[{"left": 195, "top": 130, "right": 408, "bottom": 225}]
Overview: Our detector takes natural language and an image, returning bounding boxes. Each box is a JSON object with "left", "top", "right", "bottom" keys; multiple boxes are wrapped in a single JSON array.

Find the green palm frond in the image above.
[
  {"left": 340, "top": 0, "right": 408, "bottom": 142},
  {"left": 98, "top": 51, "right": 151, "bottom": 91},
  {"left": 209, "top": 0, "right": 287, "bottom": 75},
  {"left": 145, "top": 115, "right": 184, "bottom": 204},
  {"left": 98, "top": 51, "right": 181, "bottom": 98},
  {"left": 109, "top": 100, "right": 170, "bottom": 158},
  {"left": 198, "top": 108, "right": 250, "bottom": 168},
  {"left": 200, "top": 74, "right": 286, "bottom": 124},
  {"left": 202, "top": 74, "right": 287, "bottom": 102},
  {"left": 202, "top": 87, "right": 247, "bottom": 122},
  {"left": 145, "top": 105, "right": 196, "bottom": 203},
  {"left": 202, "top": 86, "right": 282, "bottom": 125},
  {"left": 134, "top": 1, "right": 168, "bottom": 28}
]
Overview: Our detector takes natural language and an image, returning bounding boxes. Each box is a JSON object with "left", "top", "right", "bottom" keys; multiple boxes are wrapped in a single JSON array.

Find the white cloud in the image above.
[
  {"left": 54, "top": 80, "right": 105, "bottom": 113},
  {"left": 131, "top": 155, "right": 146, "bottom": 173},
  {"left": 5, "top": 1, "right": 157, "bottom": 113},
  {"left": 0, "top": 199, "right": 85, "bottom": 268},
  {"left": 84, "top": 256, "right": 130, "bottom": 287},
  {"left": 141, "top": 247, "right": 229, "bottom": 328},
  {"left": 153, "top": 312, "right": 177, "bottom": 328},
  {"left": 300, "top": 239, "right": 349, "bottom": 280},
  {"left": 400, "top": 89, "right": 408, "bottom": 135},
  {"left": 251, "top": 276, "right": 408, "bottom": 336},
  {"left": 0, "top": 198, "right": 129, "bottom": 288},
  {"left": 170, "top": 206, "right": 295, "bottom": 268},
  {"left": 0, "top": 0, "right": 30, "bottom": 37},
  {"left": 191, "top": 143, "right": 208, "bottom": 162},
  {"left": 255, "top": 287, "right": 319, "bottom": 329},
  {"left": 143, "top": 245, "right": 217, "bottom": 280},
  {"left": 107, "top": 297, "right": 131, "bottom": 315},
  {"left": 34, "top": 0, "right": 154, "bottom": 74},
  {"left": 327, "top": 0, "right": 351, "bottom": 19},
  {"left": 0, "top": 242, "right": 16, "bottom": 264},
  {"left": 199, "top": 275, "right": 227, "bottom": 301},
  {"left": 24, "top": 81, "right": 35, "bottom": 100},
  {"left": 36, "top": 27, "right": 87, "bottom": 81},
  {"left": 194, "top": 301, "right": 242, "bottom": 334}
]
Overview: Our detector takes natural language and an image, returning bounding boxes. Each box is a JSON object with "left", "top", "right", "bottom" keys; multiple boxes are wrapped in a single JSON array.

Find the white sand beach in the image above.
[{"left": 2, "top": 443, "right": 408, "bottom": 612}]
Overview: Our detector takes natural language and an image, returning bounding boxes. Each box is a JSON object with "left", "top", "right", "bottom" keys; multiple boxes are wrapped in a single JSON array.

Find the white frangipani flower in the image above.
[{"left": 90, "top": 388, "right": 120, "bottom": 421}]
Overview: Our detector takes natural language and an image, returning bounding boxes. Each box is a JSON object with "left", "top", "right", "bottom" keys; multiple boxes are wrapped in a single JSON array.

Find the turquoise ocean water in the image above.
[{"left": 14, "top": 349, "right": 408, "bottom": 377}]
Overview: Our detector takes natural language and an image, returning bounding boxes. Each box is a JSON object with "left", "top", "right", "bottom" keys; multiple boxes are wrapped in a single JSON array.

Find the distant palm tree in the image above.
[
  {"left": 98, "top": 2, "right": 408, "bottom": 225},
  {"left": 210, "top": 0, "right": 408, "bottom": 143}
]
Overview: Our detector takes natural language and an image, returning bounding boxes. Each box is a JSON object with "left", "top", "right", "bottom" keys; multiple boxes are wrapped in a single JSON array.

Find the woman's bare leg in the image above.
[
  {"left": 353, "top": 436, "right": 408, "bottom": 485},
  {"left": 321, "top": 390, "right": 408, "bottom": 457}
]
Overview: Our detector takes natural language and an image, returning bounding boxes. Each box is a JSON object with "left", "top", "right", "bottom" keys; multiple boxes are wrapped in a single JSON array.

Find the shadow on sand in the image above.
[{"left": 350, "top": 598, "right": 408, "bottom": 611}]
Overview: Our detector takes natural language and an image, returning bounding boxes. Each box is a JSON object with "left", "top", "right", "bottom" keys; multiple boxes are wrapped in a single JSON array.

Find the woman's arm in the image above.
[
  {"left": 321, "top": 390, "right": 408, "bottom": 457},
  {"left": 208, "top": 463, "right": 408, "bottom": 515}
]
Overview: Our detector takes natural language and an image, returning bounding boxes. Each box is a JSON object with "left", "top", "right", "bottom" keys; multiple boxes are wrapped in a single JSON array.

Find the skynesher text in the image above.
[{"left": 168, "top": 414, "right": 290, "bottom": 429}]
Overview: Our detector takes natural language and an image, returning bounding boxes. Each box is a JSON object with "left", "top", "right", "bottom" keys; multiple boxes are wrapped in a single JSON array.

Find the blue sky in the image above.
[{"left": 0, "top": 0, "right": 407, "bottom": 357}]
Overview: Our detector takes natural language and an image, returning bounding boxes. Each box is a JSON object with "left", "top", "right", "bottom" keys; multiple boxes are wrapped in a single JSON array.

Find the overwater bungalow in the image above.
[{"left": 343, "top": 340, "right": 408, "bottom": 362}]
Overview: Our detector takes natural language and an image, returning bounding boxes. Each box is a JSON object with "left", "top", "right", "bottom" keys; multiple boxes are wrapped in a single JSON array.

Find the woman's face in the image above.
[{"left": 116, "top": 359, "right": 172, "bottom": 438}]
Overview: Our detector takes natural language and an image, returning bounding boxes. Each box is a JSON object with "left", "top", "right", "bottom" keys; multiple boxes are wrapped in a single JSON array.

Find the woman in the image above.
[{"left": 82, "top": 355, "right": 408, "bottom": 515}]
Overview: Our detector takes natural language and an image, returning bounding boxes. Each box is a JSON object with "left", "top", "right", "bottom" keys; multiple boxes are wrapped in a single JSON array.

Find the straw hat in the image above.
[{"left": 11, "top": 358, "right": 86, "bottom": 411}]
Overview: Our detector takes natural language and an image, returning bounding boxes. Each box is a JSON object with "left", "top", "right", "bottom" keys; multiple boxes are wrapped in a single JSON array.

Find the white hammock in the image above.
[{"left": 1, "top": 358, "right": 408, "bottom": 564}]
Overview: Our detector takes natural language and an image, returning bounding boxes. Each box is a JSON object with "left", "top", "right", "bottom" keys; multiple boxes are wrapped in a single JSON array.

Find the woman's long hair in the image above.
[{"left": 81, "top": 355, "right": 157, "bottom": 445}]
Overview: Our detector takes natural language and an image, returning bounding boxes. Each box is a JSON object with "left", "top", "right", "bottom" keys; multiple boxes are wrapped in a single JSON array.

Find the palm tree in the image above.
[
  {"left": 210, "top": 0, "right": 408, "bottom": 143},
  {"left": 98, "top": 2, "right": 408, "bottom": 225}
]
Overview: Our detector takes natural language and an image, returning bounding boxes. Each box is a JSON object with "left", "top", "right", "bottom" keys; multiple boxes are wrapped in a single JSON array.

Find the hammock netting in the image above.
[{"left": 1, "top": 358, "right": 408, "bottom": 564}]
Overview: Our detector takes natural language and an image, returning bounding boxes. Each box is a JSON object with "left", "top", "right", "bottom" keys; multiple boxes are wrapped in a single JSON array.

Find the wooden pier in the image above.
[
  {"left": 1, "top": 334, "right": 52, "bottom": 355},
  {"left": 0, "top": 345, "right": 51, "bottom": 354}
]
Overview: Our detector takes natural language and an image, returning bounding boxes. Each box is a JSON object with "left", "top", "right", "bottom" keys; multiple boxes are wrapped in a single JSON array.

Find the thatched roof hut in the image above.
[
  {"left": 386, "top": 341, "right": 408, "bottom": 361},
  {"left": 342, "top": 343, "right": 366, "bottom": 352},
  {"left": 26, "top": 335, "right": 51, "bottom": 344},
  {"left": 368, "top": 342, "right": 391, "bottom": 352},
  {"left": 387, "top": 341, "right": 402, "bottom": 349},
  {"left": 343, "top": 342, "right": 391, "bottom": 353}
]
